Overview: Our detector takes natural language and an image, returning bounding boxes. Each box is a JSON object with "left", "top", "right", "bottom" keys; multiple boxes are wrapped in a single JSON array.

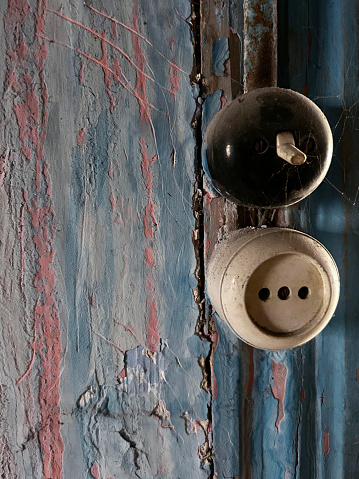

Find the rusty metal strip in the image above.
[{"left": 243, "top": 0, "right": 277, "bottom": 92}]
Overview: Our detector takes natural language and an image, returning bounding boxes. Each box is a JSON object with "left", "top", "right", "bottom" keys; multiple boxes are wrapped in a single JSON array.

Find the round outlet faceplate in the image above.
[{"left": 207, "top": 227, "right": 340, "bottom": 350}]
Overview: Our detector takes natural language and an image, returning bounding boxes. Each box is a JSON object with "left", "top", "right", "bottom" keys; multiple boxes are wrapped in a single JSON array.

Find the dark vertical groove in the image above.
[
  {"left": 190, "top": 0, "right": 206, "bottom": 334},
  {"left": 277, "top": 0, "right": 289, "bottom": 88},
  {"left": 191, "top": 1, "right": 215, "bottom": 477}
]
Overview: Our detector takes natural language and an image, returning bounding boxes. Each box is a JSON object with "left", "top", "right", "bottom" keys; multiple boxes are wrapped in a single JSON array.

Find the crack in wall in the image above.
[{"left": 190, "top": 1, "right": 216, "bottom": 477}]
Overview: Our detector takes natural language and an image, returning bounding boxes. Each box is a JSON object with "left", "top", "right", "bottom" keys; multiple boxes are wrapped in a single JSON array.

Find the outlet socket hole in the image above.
[
  {"left": 253, "top": 138, "right": 269, "bottom": 154},
  {"left": 298, "top": 286, "right": 309, "bottom": 299},
  {"left": 258, "top": 288, "right": 270, "bottom": 301},
  {"left": 278, "top": 286, "right": 290, "bottom": 300}
]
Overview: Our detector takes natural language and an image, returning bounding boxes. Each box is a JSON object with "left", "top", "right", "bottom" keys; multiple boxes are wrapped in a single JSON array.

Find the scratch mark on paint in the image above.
[
  {"left": 271, "top": 360, "right": 288, "bottom": 432},
  {"left": 77, "top": 127, "right": 86, "bottom": 145},
  {"left": 40, "top": 35, "right": 160, "bottom": 115},
  {"left": 90, "top": 462, "right": 100, "bottom": 479},
  {"left": 16, "top": 344, "right": 35, "bottom": 385},
  {"left": 93, "top": 331, "right": 125, "bottom": 355},
  {"left": 356, "top": 368, "right": 359, "bottom": 381},
  {"left": 116, "top": 321, "right": 143, "bottom": 344},
  {"left": 169, "top": 34, "right": 175, "bottom": 51},
  {"left": 85, "top": 3, "right": 189, "bottom": 75},
  {"left": 171, "top": 147, "right": 176, "bottom": 168},
  {"left": 323, "top": 431, "right": 330, "bottom": 456},
  {"left": 47, "top": 9, "right": 158, "bottom": 85}
]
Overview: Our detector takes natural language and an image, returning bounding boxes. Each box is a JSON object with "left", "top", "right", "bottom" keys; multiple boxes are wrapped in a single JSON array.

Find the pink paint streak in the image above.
[
  {"left": 169, "top": 62, "right": 180, "bottom": 99},
  {"left": 169, "top": 34, "right": 175, "bottom": 51},
  {"left": 77, "top": 127, "right": 86, "bottom": 145},
  {"left": 323, "top": 432, "right": 330, "bottom": 456},
  {"left": 7, "top": 1, "right": 64, "bottom": 477},
  {"left": 109, "top": 193, "right": 116, "bottom": 211},
  {"left": 158, "top": 465, "right": 165, "bottom": 474},
  {"left": 140, "top": 139, "right": 158, "bottom": 238},
  {"left": 94, "top": 332, "right": 125, "bottom": 355},
  {"left": 132, "top": 1, "right": 151, "bottom": 123},
  {"left": 79, "top": 60, "right": 85, "bottom": 83},
  {"left": 220, "top": 95, "right": 227, "bottom": 109},
  {"left": 90, "top": 462, "right": 100, "bottom": 479},
  {"left": 271, "top": 361, "right": 288, "bottom": 432},
  {"left": 145, "top": 247, "right": 156, "bottom": 266},
  {"left": 356, "top": 368, "right": 359, "bottom": 381},
  {"left": 301, "top": 388, "right": 306, "bottom": 402},
  {"left": 117, "top": 321, "right": 143, "bottom": 344},
  {"left": 147, "top": 295, "right": 160, "bottom": 352},
  {"left": 140, "top": 139, "right": 160, "bottom": 352}
]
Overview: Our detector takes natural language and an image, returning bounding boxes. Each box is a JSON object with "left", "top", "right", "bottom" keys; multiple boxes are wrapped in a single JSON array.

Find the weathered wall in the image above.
[
  {"left": 0, "top": 1, "right": 212, "bottom": 477},
  {"left": 0, "top": 0, "right": 358, "bottom": 478}
]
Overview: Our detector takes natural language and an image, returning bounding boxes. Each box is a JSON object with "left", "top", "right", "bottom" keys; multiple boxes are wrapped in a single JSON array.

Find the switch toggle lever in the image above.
[{"left": 276, "top": 132, "right": 307, "bottom": 165}]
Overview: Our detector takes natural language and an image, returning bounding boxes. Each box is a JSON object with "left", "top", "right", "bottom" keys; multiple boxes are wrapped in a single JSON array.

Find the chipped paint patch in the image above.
[
  {"left": 120, "top": 345, "right": 166, "bottom": 394},
  {"left": 271, "top": 360, "right": 288, "bottom": 432},
  {"left": 90, "top": 462, "right": 100, "bottom": 478},
  {"left": 77, "top": 387, "right": 95, "bottom": 408},
  {"left": 151, "top": 399, "right": 173, "bottom": 429},
  {"left": 323, "top": 431, "right": 330, "bottom": 456},
  {"left": 212, "top": 38, "right": 229, "bottom": 76}
]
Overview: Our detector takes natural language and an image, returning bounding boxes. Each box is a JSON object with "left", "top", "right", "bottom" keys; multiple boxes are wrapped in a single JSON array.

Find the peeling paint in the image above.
[
  {"left": 271, "top": 360, "right": 288, "bottom": 432},
  {"left": 120, "top": 345, "right": 166, "bottom": 394},
  {"left": 323, "top": 431, "right": 330, "bottom": 457}
]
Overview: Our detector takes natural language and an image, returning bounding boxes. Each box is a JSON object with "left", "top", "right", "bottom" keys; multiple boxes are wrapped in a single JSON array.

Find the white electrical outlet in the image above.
[{"left": 207, "top": 227, "right": 340, "bottom": 350}]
